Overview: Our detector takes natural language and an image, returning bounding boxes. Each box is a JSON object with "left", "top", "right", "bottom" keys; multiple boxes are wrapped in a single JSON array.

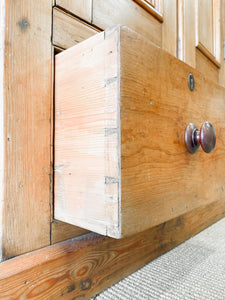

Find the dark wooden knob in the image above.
[{"left": 185, "top": 121, "right": 216, "bottom": 154}]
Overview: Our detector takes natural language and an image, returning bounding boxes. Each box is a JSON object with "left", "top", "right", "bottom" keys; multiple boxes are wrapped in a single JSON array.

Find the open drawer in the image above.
[{"left": 54, "top": 25, "right": 225, "bottom": 238}]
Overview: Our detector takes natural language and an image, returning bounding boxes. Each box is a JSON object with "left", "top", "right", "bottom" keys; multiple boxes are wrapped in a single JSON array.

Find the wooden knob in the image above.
[{"left": 185, "top": 121, "right": 216, "bottom": 154}]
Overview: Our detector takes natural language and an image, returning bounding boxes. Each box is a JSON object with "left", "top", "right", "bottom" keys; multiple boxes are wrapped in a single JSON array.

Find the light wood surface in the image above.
[
  {"left": 55, "top": 28, "right": 120, "bottom": 237},
  {"left": 2, "top": 0, "right": 52, "bottom": 259},
  {"left": 120, "top": 26, "right": 225, "bottom": 236},
  {"left": 178, "top": 0, "right": 196, "bottom": 68},
  {"left": 198, "top": 0, "right": 214, "bottom": 54},
  {"left": 196, "top": 0, "right": 221, "bottom": 66},
  {"left": 196, "top": 48, "right": 219, "bottom": 83},
  {"left": 53, "top": 7, "right": 98, "bottom": 50},
  {"left": 55, "top": 26, "right": 225, "bottom": 238},
  {"left": 0, "top": 198, "right": 225, "bottom": 299},
  {"left": 197, "top": 42, "right": 221, "bottom": 68},
  {"left": 183, "top": 0, "right": 196, "bottom": 67},
  {"left": 219, "top": 0, "right": 225, "bottom": 87},
  {"left": 146, "top": 0, "right": 155, "bottom": 7},
  {"left": 92, "top": 0, "right": 162, "bottom": 47},
  {"left": 52, "top": 7, "right": 100, "bottom": 243},
  {"left": 0, "top": 1, "right": 225, "bottom": 298},
  {"left": 133, "top": 0, "right": 163, "bottom": 22},
  {"left": 162, "top": 0, "right": 177, "bottom": 56},
  {"left": 0, "top": 1, "right": 5, "bottom": 261},
  {"left": 213, "top": 0, "right": 221, "bottom": 62},
  {"left": 51, "top": 221, "right": 89, "bottom": 244},
  {"left": 56, "top": 0, "right": 93, "bottom": 23}
]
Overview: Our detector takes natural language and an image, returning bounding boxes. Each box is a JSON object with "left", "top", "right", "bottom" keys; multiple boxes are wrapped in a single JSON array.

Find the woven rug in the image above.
[{"left": 91, "top": 217, "right": 225, "bottom": 300}]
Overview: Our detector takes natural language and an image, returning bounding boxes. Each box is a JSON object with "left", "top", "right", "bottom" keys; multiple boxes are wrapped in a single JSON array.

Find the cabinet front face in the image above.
[{"left": 54, "top": 25, "right": 225, "bottom": 238}]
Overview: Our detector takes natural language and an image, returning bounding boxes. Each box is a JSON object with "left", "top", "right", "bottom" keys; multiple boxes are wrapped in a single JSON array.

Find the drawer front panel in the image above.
[{"left": 120, "top": 27, "right": 225, "bottom": 236}]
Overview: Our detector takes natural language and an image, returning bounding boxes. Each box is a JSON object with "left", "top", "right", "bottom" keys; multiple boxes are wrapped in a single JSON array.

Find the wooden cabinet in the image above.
[
  {"left": 1, "top": 0, "right": 225, "bottom": 298},
  {"left": 54, "top": 25, "right": 225, "bottom": 238}
]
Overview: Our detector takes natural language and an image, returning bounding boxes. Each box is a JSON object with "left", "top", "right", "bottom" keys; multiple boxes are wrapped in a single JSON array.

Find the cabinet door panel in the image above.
[
  {"left": 92, "top": 0, "right": 162, "bottom": 46},
  {"left": 53, "top": 8, "right": 98, "bottom": 50},
  {"left": 196, "top": 0, "right": 221, "bottom": 66},
  {"left": 56, "top": 0, "right": 92, "bottom": 23}
]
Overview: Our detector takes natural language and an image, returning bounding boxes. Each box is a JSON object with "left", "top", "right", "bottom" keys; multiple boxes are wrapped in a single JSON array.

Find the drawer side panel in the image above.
[{"left": 54, "top": 28, "right": 121, "bottom": 236}]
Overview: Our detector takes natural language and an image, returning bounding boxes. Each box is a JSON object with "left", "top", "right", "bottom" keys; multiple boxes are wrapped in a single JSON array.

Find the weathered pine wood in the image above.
[
  {"left": 0, "top": 0, "right": 5, "bottom": 261},
  {"left": 120, "top": 26, "right": 225, "bottom": 236},
  {"left": 162, "top": 0, "right": 177, "bottom": 56},
  {"left": 133, "top": 0, "right": 163, "bottom": 22},
  {"left": 198, "top": 0, "right": 214, "bottom": 54},
  {"left": 196, "top": 0, "right": 221, "bottom": 67},
  {"left": 0, "top": 198, "right": 225, "bottom": 299},
  {"left": 219, "top": 0, "right": 225, "bottom": 87},
  {"left": 196, "top": 48, "right": 219, "bottom": 83},
  {"left": 56, "top": 0, "right": 93, "bottom": 23},
  {"left": 52, "top": 4, "right": 163, "bottom": 242},
  {"left": 55, "top": 28, "right": 120, "bottom": 237},
  {"left": 197, "top": 42, "right": 221, "bottom": 68},
  {"left": 92, "top": 0, "right": 162, "bottom": 47},
  {"left": 52, "top": 7, "right": 100, "bottom": 243},
  {"left": 177, "top": 0, "right": 196, "bottom": 68},
  {"left": 55, "top": 26, "right": 225, "bottom": 238},
  {"left": 52, "top": 7, "right": 99, "bottom": 50},
  {"left": 50, "top": 46, "right": 89, "bottom": 245},
  {"left": 52, "top": 0, "right": 223, "bottom": 241},
  {"left": 2, "top": 0, "right": 52, "bottom": 259},
  {"left": 51, "top": 221, "right": 89, "bottom": 244}
]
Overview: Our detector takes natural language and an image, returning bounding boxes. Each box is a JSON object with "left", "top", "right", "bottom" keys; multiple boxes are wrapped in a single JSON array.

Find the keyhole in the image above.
[{"left": 188, "top": 73, "right": 195, "bottom": 91}]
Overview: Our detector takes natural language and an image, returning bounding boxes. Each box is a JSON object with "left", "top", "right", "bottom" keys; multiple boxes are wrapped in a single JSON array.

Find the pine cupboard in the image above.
[{"left": 0, "top": 1, "right": 225, "bottom": 299}]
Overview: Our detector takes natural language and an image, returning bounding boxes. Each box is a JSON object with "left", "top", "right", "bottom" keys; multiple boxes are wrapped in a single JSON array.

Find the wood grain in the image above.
[
  {"left": 197, "top": 42, "right": 221, "bottom": 68},
  {"left": 198, "top": 0, "right": 214, "bottom": 54},
  {"left": 52, "top": 7, "right": 100, "bottom": 243},
  {"left": 196, "top": 48, "right": 219, "bottom": 83},
  {"left": 0, "top": 1, "right": 5, "bottom": 261},
  {"left": 177, "top": 0, "right": 196, "bottom": 68},
  {"left": 92, "top": 0, "right": 162, "bottom": 47},
  {"left": 51, "top": 221, "right": 89, "bottom": 244},
  {"left": 213, "top": 0, "right": 221, "bottom": 63},
  {"left": 120, "top": 26, "right": 225, "bottom": 236},
  {"left": 162, "top": 0, "right": 177, "bottom": 56},
  {"left": 133, "top": 0, "right": 163, "bottom": 22},
  {"left": 196, "top": 0, "right": 221, "bottom": 66},
  {"left": 56, "top": 0, "right": 93, "bottom": 23},
  {"left": 53, "top": 7, "right": 99, "bottom": 50},
  {"left": 0, "top": 198, "right": 225, "bottom": 299},
  {"left": 219, "top": 0, "right": 225, "bottom": 87},
  {"left": 2, "top": 0, "right": 52, "bottom": 259},
  {"left": 55, "top": 25, "right": 225, "bottom": 238},
  {"left": 54, "top": 28, "right": 120, "bottom": 237}
]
